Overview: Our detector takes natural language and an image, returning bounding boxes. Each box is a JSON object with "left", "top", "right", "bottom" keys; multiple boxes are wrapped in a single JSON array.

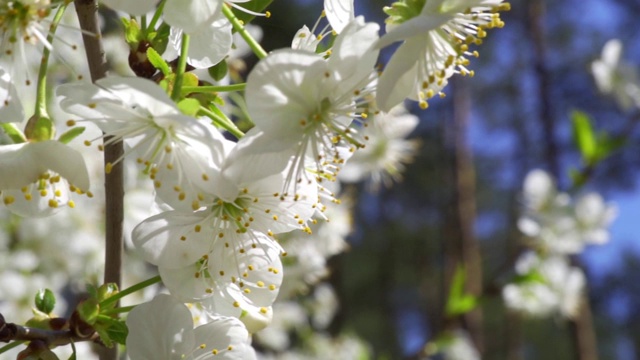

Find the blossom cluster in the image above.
[
  {"left": 502, "top": 169, "right": 616, "bottom": 318},
  {"left": 0, "top": 0, "right": 509, "bottom": 357}
]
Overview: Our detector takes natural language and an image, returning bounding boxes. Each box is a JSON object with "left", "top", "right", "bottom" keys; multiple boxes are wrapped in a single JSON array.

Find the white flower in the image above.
[
  {"left": 57, "top": 76, "right": 225, "bottom": 212},
  {"left": 242, "top": 17, "right": 379, "bottom": 186},
  {"left": 591, "top": 39, "right": 640, "bottom": 110},
  {"left": 163, "top": 0, "right": 251, "bottom": 35},
  {"left": 324, "top": 0, "right": 354, "bottom": 33},
  {"left": 126, "top": 294, "right": 256, "bottom": 360},
  {"left": 339, "top": 105, "right": 419, "bottom": 189},
  {"left": 167, "top": 12, "right": 232, "bottom": 69},
  {"left": 0, "top": 141, "right": 90, "bottom": 216},
  {"left": 151, "top": 231, "right": 283, "bottom": 331},
  {"left": 517, "top": 169, "right": 616, "bottom": 254},
  {"left": 502, "top": 252, "right": 585, "bottom": 318},
  {"left": 376, "top": 0, "right": 509, "bottom": 111}
]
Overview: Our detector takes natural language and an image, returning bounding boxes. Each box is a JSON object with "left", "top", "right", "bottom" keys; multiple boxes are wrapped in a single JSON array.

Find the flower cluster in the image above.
[
  {"left": 502, "top": 169, "right": 616, "bottom": 318},
  {"left": 0, "top": 0, "right": 510, "bottom": 357}
]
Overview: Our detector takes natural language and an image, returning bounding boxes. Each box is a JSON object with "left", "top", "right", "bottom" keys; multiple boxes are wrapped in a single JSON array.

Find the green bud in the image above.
[{"left": 34, "top": 288, "right": 56, "bottom": 314}]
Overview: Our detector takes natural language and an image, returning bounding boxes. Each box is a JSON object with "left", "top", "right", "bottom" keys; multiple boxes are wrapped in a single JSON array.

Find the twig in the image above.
[{"left": 74, "top": 1, "right": 123, "bottom": 360}]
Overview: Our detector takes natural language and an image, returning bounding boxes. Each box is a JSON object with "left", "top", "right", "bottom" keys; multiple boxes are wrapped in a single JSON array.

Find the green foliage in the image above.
[
  {"left": 178, "top": 98, "right": 202, "bottom": 117},
  {"left": 146, "top": 47, "right": 171, "bottom": 76},
  {"left": 0, "top": 123, "right": 27, "bottom": 143},
  {"left": 571, "top": 110, "right": 626, "bottom": 167},
  {"left": 571, "top": 110, "right": 597, "bottom": 164},
  {"left": 58, "top": 127, "right": 85, "bottom": 144},
  {"left": 77, "top": 298, "right": 99, "bottom": 325},
  {"left": 208, "top": 60, "right": 229, "bottom": 82},
  {"left": 445, "top": 265, "right": 478, "bottom": 317},
  {"left": 383, "top": 0, "right": 426, "bottom": 25},
  {"left": 34, "top": 289, "right": 56, "bottom": 315},
  {"left": 121, "top": 18, "right": 142, "bottom": 50}
]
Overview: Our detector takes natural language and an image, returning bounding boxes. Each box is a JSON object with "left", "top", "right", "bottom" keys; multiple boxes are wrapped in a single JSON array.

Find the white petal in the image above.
[
  {"left": 191, "top": 316, "right": 257, "bottom": 359},
  {"left": 0, "top": 67, "right": 24, "bottom": 123},
  {"left": 246, "top": 50, "right": 327, "bottom": 137},
  {"left": 164, "top": 0, "right": 221, "bottom": 34},
  {"left": 376, "top": 38, "right": 424, "bottom": 111},
  {"left": 324, "top": 0, "right": 354, "bottom": 33},
  {"left": 132, "top": 211, "right": 212, "bottom": 268},
  {"left": 0, "top": 141, "right": 89, "bottom": 191},
  {"left": 185, "top": 15, "right": 232, "bottom": 69},
  {"left": 376, "top": 13, "right": 448, "bottom": 49},
  {"left": 125, "top": 294, "right": 195, "bottom": 360},
  {"left": 327, "top": 17, "right": 379, "bottom": 90}
]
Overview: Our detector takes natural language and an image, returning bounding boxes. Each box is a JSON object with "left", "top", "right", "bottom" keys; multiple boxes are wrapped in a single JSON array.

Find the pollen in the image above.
[
  {"left": 66, "top": 119, "right": 76, "bottom": 126},
  {"left": 3, "top": 196, "right": 15, "bottom": 205}
]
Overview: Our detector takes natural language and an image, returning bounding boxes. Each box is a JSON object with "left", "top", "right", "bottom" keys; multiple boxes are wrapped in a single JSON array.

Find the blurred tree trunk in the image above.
[
  {"left": 442, "top": 78, "right": 484, "bottom": 353},
  {"left": 527, "top": 1, "right": 598, "bottom": 359}
]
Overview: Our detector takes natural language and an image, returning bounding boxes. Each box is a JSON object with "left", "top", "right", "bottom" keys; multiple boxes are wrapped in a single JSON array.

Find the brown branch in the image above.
[
  {"left": 74, "top": 1, "right": 123, "bottom": 360},
  {"left": 0, "top": 314, "right": 101, "bottom": 348}
]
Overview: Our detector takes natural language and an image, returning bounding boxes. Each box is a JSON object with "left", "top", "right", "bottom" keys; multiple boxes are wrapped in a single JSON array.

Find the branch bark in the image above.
[{"left": 74, "top": 2, "right": 123, "bottom": 360}]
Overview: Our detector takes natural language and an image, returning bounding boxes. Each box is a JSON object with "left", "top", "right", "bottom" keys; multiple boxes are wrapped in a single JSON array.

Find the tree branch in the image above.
[{"left": 74, "top": 1, "right": 123, "bottom": 359}]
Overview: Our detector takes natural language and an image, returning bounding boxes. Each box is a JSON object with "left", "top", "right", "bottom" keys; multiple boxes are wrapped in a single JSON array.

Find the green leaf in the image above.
[
  {"left": 78, "top": 298, "right": 100, "bottom": 325},
  {"left": 105, "top": 319, "right": 129, "bottom": 345},
  {"left": 182, "top": 72, "right": 199, "bottom": 88},
  {"left": 35, "top": 289, "right": 56, "bottom": 314},
  {"left": 1, "top": 123, "right": 27, "bottom": 143},
  {"left": 595, "top": 133, "right": 626, "bottom": 162},
  {"left": 149, "top": 23, "right": 171, "bottom": 55},
  {"left": 58, "top": 127, "right": 85, "bottom": 144},
  {"left": 147, "top": 47, "right": 171, "bottom": 76},
  {"left": 178, "top": 98, "right": 201, "bottom": 117},
  {"left": 121, "top": 18, "right": 142, "bottom": 49},
  {"left": 445, "top": 265, "right": 478, "bottom": 317},
  {"left": 208, "top": 60, "right": 228, "bottom": 81},
  {"left": 571, "top": 110, "right": 597, "bottom": 164}
]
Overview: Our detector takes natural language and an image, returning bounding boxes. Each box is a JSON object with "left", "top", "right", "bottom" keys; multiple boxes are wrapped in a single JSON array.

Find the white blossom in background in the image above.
[
  {"left": 517, "top": 169, "right": 617, "bottom": 254},
  {"left": 126, "top": 294, "right": 257, "bottom": 360},
  {"left": 591, "top": 39, "right": 640, "bottom": 111},
  {"left": 425, "top": 330, "right": 480, "bottom": 360},
  {"left": 502, "top": 252, "right": 585, "bottom": 318},
  {"left": 339, "top": 104, "right": 420, "bottom": 190},
  {"left": 376, "top": 0, "right": 509, "bottom": 111}
]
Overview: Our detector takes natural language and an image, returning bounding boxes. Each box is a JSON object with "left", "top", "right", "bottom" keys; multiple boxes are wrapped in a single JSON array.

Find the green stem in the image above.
[
  {"left": 181, "top": 83, "right": 246, "bottom": 94},
  {"left": 146, "top": 0, "right": 166, "bottom": 32},
  {"left": 34, "top": 3, "right": 69, "bottom": 118},
  {"left": 222, "top": 4, "right": 268, "bottom": 59},
  {"left": 0, "top": 340, "right": 24, "bottom": 354},
  {"left": 171, "top": 33, "right": 190, "bottom": 101},
  {"left": 199, "top": 106, "right": 245, "bottom": 139},
  {"left": 0, "top": 123, "right": 27, "bottom": 143},
  {"left": 99, "top": 276, "right": 161, "bottom": 308}
]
